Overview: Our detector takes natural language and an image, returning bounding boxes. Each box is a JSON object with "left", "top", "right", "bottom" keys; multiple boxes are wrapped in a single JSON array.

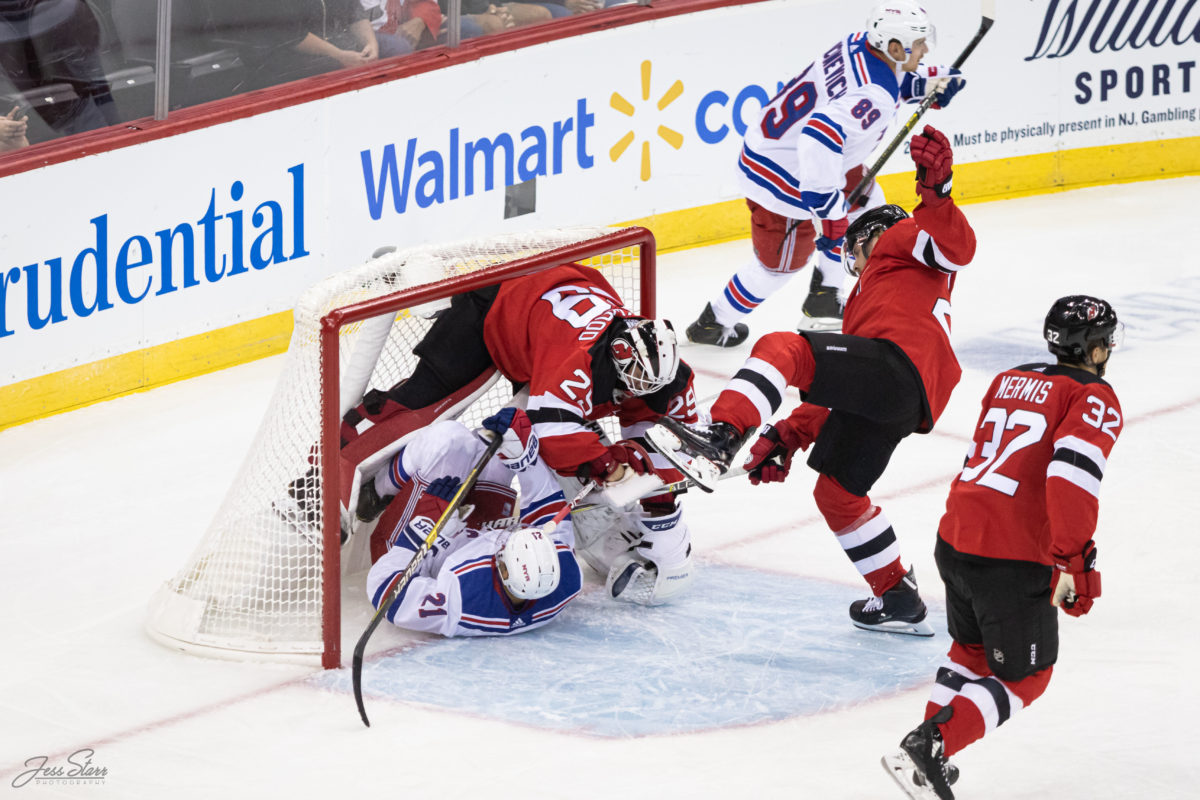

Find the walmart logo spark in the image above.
[{"left": 609, "top": 61, "right": 684, "bottom": 182}]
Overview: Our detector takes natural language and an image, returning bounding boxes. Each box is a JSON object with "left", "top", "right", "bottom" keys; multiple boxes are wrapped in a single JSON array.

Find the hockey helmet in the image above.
[
  {"left": 1044, "top": 295, "right": 1123, "bottom": 368},
  {"left": 611, "top": 318, "right": 680, "bottom": 396},
  {"left": 843, "top": 204, "right": 909, "bottom": 275},
  {"left": 866, "top": 1, "right": 937, "bottom": 55},
  {"left": 496, "top": 528, "right": 561, "bottom": 600}
]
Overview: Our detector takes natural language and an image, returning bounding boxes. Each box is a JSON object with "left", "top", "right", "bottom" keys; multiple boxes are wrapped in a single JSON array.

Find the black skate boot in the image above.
[
  {"left": 881, "top": 706, "right": 956, "bottom": 800},
  {"left": 686, "top": 303, "right": 749, "bottom": 347},
  {"left": 645, "top": 419, "right": 751, "bottom": 492},
  {"left": 849, "top": 567, "right": 934, "bottom": 636},
  {"left": 798, "top": 287, "right": 843, "bottom": 331},
  {"left": 355, "top": 479, "right": 392, "bottom": 523}
]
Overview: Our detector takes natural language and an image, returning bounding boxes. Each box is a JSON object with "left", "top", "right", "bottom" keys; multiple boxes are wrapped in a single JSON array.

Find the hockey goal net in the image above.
[{"left": 146, "top": 226, "right": 655, "bottom": 668}]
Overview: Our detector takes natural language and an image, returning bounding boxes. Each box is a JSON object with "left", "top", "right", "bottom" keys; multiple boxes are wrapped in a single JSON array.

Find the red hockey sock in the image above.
[
  {"left": 814, "top": 476, "right": 907, "bottom": 595},
  {"left": 935, "top": 664, "right": 1054, "bottom": 757},
  {"left": 711, "top": 332, "right": 816, "bottom": 433}
]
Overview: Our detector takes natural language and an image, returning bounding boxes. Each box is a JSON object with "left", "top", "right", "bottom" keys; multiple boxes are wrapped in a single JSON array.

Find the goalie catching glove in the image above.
[{"left": 1051, "top": 539, "right": 1101, "bottom": 617}]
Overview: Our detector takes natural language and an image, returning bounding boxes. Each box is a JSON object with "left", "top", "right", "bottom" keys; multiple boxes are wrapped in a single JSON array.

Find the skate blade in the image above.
[
  {"left": 881, "top": 753, "right": 940, "bottom": 800},
  {"left": 796, "top": 316, "right": 843, "bottom": 332},
  {"left": 644, "top": 424, "right": 721, "bottom": 493},
  {"left": 852, "top": 617, "right": 936, "bottom": 637}
]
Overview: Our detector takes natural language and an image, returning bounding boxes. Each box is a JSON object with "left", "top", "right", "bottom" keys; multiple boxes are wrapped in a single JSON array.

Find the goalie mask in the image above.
[
  {"left": 867, "top": 1, "right": 936, "bottom": 54},
  {"left": 1044, "top": 295, "right": 1123, "bottom": 375},
  {"left": 843, "top": 204, "right": 909, "bottom": 276},
  {"left": 611, "top": 318, "right": 680, "bottom": 396},
  {"left": 496, "top": 528, "right": 561, "bottom": 600}
]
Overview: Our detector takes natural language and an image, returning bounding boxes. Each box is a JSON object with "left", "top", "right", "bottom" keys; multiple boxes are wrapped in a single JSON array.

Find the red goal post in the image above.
[{"left": 146, "top": 226, "right": 656, "bottom": 669}]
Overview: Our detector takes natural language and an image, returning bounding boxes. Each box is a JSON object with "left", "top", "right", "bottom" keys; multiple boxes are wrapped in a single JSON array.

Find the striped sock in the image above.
[{"left": 709, "top": 260, "right": 794, "bottom": 328}]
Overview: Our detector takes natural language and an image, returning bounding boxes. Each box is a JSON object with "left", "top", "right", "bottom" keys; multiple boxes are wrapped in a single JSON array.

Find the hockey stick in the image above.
[
  {"left": 846, "top": 0, "right": 996, "bottom": 206},
  {"left": 352, "top": 431, "right": 503, "bottom": 727},
  {"left": 571, "top": 467, "right": 747, "bottom": 514}
]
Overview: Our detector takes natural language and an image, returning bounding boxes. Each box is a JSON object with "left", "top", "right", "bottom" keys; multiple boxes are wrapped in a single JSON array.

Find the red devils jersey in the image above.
[
  {"left": 843, "top": 197, "right": 976, "bottom": 430},
  {"left": 938, "top": 363, "right": 1123, "bottom": 565},
  {"left": 483, "top": 264, "right": 698, "bottom": 473}
]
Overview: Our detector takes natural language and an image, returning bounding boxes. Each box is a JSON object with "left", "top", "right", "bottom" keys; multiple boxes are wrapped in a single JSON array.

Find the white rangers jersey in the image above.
[
  {"left": 738, "top": 31, "right": 902, "bottom": 221},
  {"left": 366, "top": 420, "right": 582, "bottom": 637}
]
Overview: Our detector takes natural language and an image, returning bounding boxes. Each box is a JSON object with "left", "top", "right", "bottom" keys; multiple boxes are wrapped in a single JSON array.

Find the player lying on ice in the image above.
[
  {"left": 362, "top": 409, "right": 583, "bottom": 636},
  {"left": 882, "top": 296, "right": 1124, "bottom": 800},
  {"left": 649, "top": 124, "right": 975, "bottom": 636},
  {"left": 336, "top": 263, "right": 701, "bottom": 606},
  {"left": 685, "top": 0, "right": 967, "bottom": 341}
]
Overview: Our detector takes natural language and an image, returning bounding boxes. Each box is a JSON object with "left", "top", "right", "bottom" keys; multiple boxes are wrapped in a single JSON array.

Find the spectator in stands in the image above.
[
  {"left": 1, "top": 103, "right": 28, "bottom": 152},
  {"left": 360, "top": 0, "right": 440, "bottom": 54},
  {"left": 236, "top": 0, "right": 395, "bottom": 88},
  {"left": 0, "top": 0, "right": 118, "bottom": 138},
  {"left": 440, "top": 0, "right": 562, "bottom": 39}
]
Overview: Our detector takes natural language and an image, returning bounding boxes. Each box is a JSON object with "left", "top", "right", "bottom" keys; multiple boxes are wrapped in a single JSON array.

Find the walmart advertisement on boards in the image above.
[{"left": 0, "top": 0, "right": 1196, "bottom": 402}]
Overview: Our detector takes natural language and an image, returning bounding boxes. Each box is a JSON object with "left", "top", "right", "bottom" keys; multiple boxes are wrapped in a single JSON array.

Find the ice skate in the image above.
[
  {"left": 849, "top": 567, "right": 934, "bottom": 636},
  {"left": 686, "top": 303, "right": 750, "bottom": 347},
  {"left": 644, "top": 419, "right": 748, "bottom": 492},
  {"left": 881, "top": 707, "right": 956, "bottom": 799},
  {"left": 797, "top": 284, "right": 844, "bottom": 331}
]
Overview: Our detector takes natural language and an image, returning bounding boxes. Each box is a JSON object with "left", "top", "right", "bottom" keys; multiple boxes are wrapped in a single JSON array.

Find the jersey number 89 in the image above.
[{"left": 761, "top": 80, "right": 818, "bottom": 140}]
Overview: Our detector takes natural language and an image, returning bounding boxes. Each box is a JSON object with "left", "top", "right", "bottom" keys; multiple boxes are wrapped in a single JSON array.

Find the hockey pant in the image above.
[
  {"left": 925, "top": 537, "right": 1059, "bottom": 756},
  {"left": 709, "top": 330, "right": 923, "bottom": 595},
  {"left": 708, "top": 169, "right": 884, "bottom": 328}
]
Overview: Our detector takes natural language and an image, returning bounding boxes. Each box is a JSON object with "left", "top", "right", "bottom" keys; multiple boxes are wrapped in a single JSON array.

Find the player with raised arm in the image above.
[
  {"left": 341, "top": 263, "right": 699, "bottom": 605},
  {"left": 685, "top": 0, "right": 966, "bottom": 343},
  {"left": 362, "top": 409, "right": 582, "bottom": 636},
  {"left": 882, "top": 296, "right": 1124, "bottom": 800},
  {"left": 651, "top": 125, "right": 974, "bottom": 634}
]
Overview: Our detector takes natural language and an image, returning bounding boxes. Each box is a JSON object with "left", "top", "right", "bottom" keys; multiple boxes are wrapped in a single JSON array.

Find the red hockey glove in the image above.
[
  {"left": 911, "top": 125, "right": 954, "bottom": 203},
  {"left": 743, "top": 422, "right": 807, "bottom": 485},
  {"left": 481, "top": 407, "right": 538, "bottom": 471},
  {"left": 579, "top": 439, "right": 657, "bottom": 484},
  {"left": 1051, "top": 540, "right": 1102, "bottom": 617},
  {"left": 814, "top": 216, "right": 848, "bottom": 255}
]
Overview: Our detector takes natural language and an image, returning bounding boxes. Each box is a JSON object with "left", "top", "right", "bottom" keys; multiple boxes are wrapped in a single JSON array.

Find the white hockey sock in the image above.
[
  {"left": 814, "top": 250, "right": 845, "bottom": 291},
  {"left": 709, "top": 259, "right": 794, "bottom": 328}
]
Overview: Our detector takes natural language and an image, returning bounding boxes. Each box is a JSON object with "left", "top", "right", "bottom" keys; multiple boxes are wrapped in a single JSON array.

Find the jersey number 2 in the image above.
[{"left": 959, "top": 408, "right": 1048, "bottom": 496}]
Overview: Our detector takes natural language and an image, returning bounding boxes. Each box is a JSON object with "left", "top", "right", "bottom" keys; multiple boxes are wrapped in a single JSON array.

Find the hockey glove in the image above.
[
  {"left": 1051, "top": 539, "right": 1101, "bottom": 617},
  {"left": 743, "top": 422, "right": 806, "bottom": 485},
  {"left": 900, "top": 66, "right": 966, "bottom": 109},
  {"left": 425, "top": 475, "right": 462, "bottom": 502},
  {"left": 814, "top": 216, "right": 848, "bottom": 255},
  {"left": 481, "top": 407, "right": 539, "bottom": 471},
  {"left": 911, "top": 125, "right": 954, "bottom": 203},
  {"left": 579, "top": 439, "right": 657, "bottom": 485}
]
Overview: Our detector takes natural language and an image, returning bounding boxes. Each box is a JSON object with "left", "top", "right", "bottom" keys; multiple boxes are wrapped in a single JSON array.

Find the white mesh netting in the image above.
[{"left": 145, "top": 226, "right": 648, "bottom": 665}]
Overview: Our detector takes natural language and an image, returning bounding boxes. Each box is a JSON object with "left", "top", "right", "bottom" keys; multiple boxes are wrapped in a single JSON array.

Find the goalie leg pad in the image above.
[{"left": 606, "top": 552, "right": 694, "bottom": 605}]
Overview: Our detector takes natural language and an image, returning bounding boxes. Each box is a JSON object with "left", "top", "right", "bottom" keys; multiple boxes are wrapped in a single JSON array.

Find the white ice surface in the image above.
[{"left": 3, "top": 178, "right": 1199, "bottom": 798}]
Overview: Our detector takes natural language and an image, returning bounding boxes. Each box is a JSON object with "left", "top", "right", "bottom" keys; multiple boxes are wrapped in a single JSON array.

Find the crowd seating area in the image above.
[{"left": 0, "top": 0, "right": 641, "bottom": 152}]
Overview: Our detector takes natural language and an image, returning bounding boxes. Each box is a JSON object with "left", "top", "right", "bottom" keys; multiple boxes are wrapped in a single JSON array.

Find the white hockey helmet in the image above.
[
  {"left": 496, "top": 528, "right": 561, "bottom": 600},
  {"left": 611, "top": 318, "right": 680, "bottom": 396},
  {"left": 866, "top": 1, "right": 937, "bottom": 55}
]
